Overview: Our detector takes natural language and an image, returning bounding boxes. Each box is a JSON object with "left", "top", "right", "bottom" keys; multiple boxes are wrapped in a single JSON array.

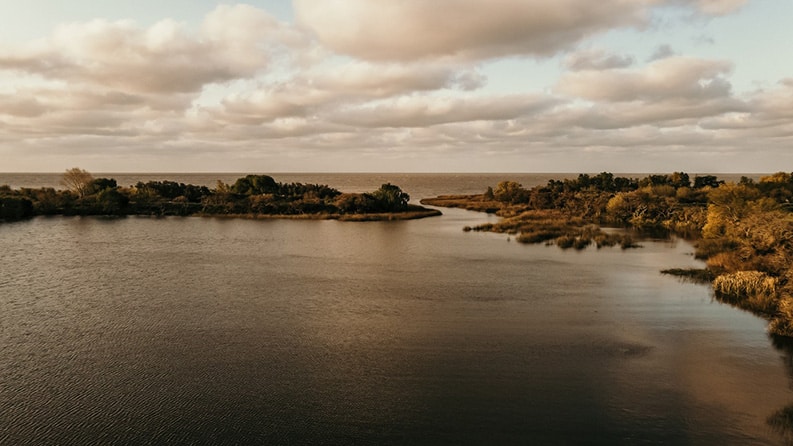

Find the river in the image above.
[{"left": 0, "top": 173, "right": 790, "bottom": 444}]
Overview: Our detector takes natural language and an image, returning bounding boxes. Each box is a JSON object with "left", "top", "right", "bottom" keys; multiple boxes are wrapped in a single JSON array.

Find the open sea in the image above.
[{"left": 1, "top": 172, "right": 790, "bottom": 445}]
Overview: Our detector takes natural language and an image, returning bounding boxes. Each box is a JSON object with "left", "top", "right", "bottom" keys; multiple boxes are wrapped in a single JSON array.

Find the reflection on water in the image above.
[
  {"left": 768, "top": 336, "right": 793, "bottom": 444},
  {"left": 1, "top": 208, "right": 792, "bottom": 444}
]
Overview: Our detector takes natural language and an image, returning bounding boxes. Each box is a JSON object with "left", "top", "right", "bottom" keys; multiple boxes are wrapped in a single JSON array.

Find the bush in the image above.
[{"left": 769, "top": 298, "right": 793, "bottom": 337}]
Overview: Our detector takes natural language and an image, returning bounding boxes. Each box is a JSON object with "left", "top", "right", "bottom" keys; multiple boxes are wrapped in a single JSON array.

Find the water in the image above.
[{"left": 1, "top": 174, "right": 791, "bottom": 445}]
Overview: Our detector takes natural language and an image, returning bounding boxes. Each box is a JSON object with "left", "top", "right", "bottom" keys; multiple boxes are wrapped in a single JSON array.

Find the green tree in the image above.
[
  {"left": 693, "top": 175, "right": 723, "bottom": 189},
  {"left": 369, "top": 183, "right": 410, "bottom": 211},
  {"left": 96, "top": 188, "right": 129, "bottom": 215},
  {"left": 89, "top": 178, "right": 118, "bottom": 195},
  {"left": 232, "top": 175, "right": 278, "bottom": 195}
]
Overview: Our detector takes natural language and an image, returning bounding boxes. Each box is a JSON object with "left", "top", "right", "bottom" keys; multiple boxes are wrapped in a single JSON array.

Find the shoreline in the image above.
[{"left": 421, "top": 172, "right": 793, "bottom": 339}]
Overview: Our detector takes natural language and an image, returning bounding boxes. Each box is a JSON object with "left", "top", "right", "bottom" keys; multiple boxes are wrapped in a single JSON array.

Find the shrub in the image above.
[
  {"left": 555, "top": 235, "right": 577, "bottom": 249},
  {"left": 516, "top": 230, "right": 563, "bottom": 244},
  {"left": 769, "top": 298, "right": 793, "bottom": 337}
]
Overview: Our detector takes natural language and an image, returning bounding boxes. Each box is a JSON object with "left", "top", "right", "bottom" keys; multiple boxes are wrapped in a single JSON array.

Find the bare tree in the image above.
[{"left": 61, "top": 167, "right": 94, "bottom": 197}]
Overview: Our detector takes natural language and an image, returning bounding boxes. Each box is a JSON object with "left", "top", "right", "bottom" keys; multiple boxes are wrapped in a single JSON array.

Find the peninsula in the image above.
[{"left": 0, "top": 169, "right": 441, "bottom": 222}]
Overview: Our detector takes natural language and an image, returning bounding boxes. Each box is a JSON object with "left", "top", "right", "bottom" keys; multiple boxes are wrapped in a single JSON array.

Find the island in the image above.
[
  {"left": 421, "top": 172, "right": 793, "bottom": 338},
  {"left": 0, "top": 169, "right": 441, "bottom": 223}
]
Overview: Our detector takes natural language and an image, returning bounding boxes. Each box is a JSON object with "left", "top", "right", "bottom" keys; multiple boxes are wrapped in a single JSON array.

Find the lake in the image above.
[{"left": 1, "top": 173, "right": 791, "bottom": 445}]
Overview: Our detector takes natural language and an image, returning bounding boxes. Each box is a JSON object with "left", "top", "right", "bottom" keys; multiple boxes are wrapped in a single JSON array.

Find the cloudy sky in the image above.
[{"left": 1, "top": 0, "right": 791, "bottom": 173}]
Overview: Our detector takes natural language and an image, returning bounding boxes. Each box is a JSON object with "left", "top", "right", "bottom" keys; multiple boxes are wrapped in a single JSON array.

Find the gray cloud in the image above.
[
  {"left": 327, "top": 94, "right": 560, "bottom": 128},
  {"left": 565, "top": 49, "right": 636, "bottom": 71},
  {"left": 648, "top": 44, "right": 676, "bottom": 61}
]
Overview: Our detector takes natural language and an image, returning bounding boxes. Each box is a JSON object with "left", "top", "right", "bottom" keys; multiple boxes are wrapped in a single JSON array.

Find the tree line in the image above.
[{"left": 0, "top": 169, "right": 417, "bottom": 221}]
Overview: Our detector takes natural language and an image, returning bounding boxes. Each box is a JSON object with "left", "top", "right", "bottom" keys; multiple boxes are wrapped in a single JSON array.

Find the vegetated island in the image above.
[
  {"left": 0, "top": 168, "right": 441, "bottom": 223},
  {"left": 421, "top": 172, "right": 793, "bottom": 338}
]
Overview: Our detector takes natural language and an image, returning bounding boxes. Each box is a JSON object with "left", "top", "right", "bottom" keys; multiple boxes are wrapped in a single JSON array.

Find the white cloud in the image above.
[
  {"left": 0, "top": 5, "right": 297, "bottom": 96},
  {"left": 327, "top": 94, "right": 560, "bottom": 128},
  {"left": 556, "top": 57, "right": 734, "bottom": 102},
  {"left": 0, "top": 1, "right": 788, "bottom": 173},
  {"left": 294, "top": 0, "right": 652, "bottom": 61},
  {"left": 294, "top": 0, "right": 749, "bottom": 63}
]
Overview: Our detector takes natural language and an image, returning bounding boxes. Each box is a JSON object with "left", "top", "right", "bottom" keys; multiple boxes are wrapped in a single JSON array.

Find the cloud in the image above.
[
  {"left": 565, "top": 49, "right": 635, "bottom": 71},
  {"left": 0, "top": 95, "right": 48, "bottom": 118},
  {"left": 209, "top": 61, "right": 489, "bottom": 125},
  {"left": 294, "top": 0, "right": 651, "bottom": 61},
  {"left": 692, "top": 0, "right": 748, "bottom": 15},
  {"left": 0, "top": 5, "right": 298, "bottom": 97},
  {"left": 0, "top": 1, "right": 787, "bottom": 173},
  {"left": 556, "top": 57, "right": 734, "bottom": 102},
  {"left": 309, "top": 62, "right": 477, "bottom": 97},
  {"left": 559, "top": 97, "right": 748, "bottom": 130},
  {"left": 327, "top": 94, "right": 560, "bottom": 128},
  {"left": 648, "top": 44, "right": 676, "bottom": 61},
  {"left": 294, "top": 0, "right": 749, "bottom": 62}
]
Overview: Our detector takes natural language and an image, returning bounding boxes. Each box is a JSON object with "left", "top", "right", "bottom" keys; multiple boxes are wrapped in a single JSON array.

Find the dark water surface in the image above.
[{"left": 1, "top": 174, "right": 791, "bottom": 445}]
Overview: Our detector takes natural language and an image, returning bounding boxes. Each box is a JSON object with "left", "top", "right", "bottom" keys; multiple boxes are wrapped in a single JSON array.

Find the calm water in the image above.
[{"left": 1, "top": 174, "right": 790, "bottom": 445}]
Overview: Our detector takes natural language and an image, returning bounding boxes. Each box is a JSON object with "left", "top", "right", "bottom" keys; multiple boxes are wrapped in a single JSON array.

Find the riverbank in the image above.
[{"left": 194, "top": 205, "right": 441, "bottom": 221}]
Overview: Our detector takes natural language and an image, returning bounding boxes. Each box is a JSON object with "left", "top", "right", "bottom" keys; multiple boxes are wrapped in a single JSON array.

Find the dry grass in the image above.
[
  {"left": 713, "top": 271, "right": 778, "bottom": 315},
  {"left": 420, "top": 194, "right": 503, "bottom": 213}
]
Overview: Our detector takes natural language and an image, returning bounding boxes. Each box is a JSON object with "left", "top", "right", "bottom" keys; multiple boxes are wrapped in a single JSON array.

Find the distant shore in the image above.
[
  {"left": 0, "top": 171, "right": 441, "bottom": 223},
  {"left": 193, "top": 205, "right": 441, "bottom": 221}
]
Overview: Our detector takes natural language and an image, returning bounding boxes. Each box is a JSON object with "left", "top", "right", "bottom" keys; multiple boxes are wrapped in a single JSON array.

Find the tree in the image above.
[
  {"left": 702, "top": 183, "right": 775, "bottom": 239},
  {"left": 493, "top": 181, "right": 527, "bottom": 204},
  {"left": 89, "top": 178, "right": 118, "bottom": 195},
  {"left": 96, "top": 188, "right": 129, "bottom": 215},
  {"left": 61, "top": 168, "right": 94, "bottom": 197},
  {"left": 369, "top": 183, "right": 410, "bottom": 211},
  {"left": 693, "top": 175, "right": 723, "bottom": 189},
  {"left": 231, "top": 175, "right": 278, "bottom": 195},
  {"left": 669, "top": 172, "right": 691, "bottom": 189}
]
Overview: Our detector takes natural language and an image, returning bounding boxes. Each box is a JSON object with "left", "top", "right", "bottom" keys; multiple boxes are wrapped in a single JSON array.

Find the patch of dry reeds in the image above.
[{"left": 713, "top": 270, "right": 778, "bottom": 314}]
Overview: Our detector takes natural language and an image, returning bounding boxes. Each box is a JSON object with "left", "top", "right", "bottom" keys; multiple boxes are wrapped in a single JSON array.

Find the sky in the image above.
[{"left": 0, "top": 0, "right": 792, "bottom": 173}]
